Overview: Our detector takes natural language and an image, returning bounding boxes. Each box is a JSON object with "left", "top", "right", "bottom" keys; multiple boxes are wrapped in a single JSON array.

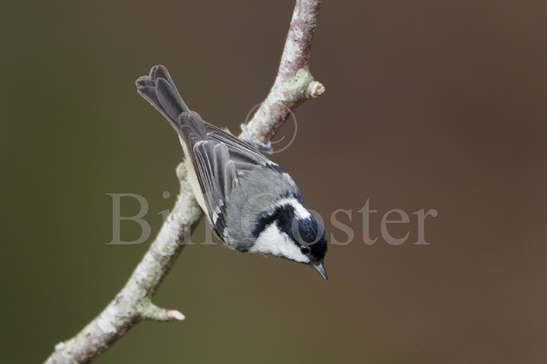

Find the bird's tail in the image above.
[{"left": 136, "top": 65, "right": 207, "bottom": 140}]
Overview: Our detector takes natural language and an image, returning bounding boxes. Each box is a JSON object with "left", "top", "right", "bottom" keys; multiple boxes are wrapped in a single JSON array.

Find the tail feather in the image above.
[
  {"left": 135, "top": 65, "right": 192, "bottom": 133},
  {"left": 150, "top": 65, "right": 189, "bottom": 111},
  {"left": 156, "top": 78, "right": 186, "bottom": 123}
]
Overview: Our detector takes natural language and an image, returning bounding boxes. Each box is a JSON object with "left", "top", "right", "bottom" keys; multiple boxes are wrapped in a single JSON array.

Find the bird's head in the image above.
[{"left": 251, "top": 196, "right": 328, "bottom": 279}]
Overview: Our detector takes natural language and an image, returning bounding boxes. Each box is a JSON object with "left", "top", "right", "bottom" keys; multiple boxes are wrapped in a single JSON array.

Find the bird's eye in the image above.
[{"left": 300, "top": 246, "right": 310, "bottom": 254}]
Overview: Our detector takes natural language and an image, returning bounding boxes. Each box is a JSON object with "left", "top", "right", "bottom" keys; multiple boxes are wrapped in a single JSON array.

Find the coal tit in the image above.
[{"left": 136, "top": 65, "right": 328, "bottom": 279}]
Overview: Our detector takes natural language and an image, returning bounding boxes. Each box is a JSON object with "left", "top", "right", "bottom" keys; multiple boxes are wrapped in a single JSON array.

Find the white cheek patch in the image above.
[
  {"left": 275, "top": 198, "right": 311, "bottom": 220},
  {"left": 250, "top": 223, "right": 310, "bottom": 263}
]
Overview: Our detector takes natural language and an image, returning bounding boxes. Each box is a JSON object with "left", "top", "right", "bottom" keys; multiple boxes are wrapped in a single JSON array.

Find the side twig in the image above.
[{"left": 44, "top": 0, "right": 324, "bottom": 363}]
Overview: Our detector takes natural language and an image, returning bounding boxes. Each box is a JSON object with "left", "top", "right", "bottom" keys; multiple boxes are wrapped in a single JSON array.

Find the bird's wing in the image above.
[
  {"left": 135, "top": 65, "right": 278, "bottom": 238},
  {"left": 183, "top": 114, "right": 277, "bottom": 237}
]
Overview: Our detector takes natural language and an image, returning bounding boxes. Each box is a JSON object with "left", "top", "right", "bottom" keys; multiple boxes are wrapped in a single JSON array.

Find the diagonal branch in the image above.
[
  {"left": 44, "top": 1, "right": 324, "bottom": 363},
  {"left": 241, "top": 0, "right": 325, "bottom": 146},
  {"left": 44, "top": 165, "right": 201, "bottom": 364}
]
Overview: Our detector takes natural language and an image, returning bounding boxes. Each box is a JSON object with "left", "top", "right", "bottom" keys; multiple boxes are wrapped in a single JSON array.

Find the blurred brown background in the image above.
[{"left": 2, "top": 0, "right": 546, "bottom": 363}]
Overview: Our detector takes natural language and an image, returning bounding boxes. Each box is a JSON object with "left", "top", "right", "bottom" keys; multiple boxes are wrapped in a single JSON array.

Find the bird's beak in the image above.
[{"left": 312, "top": 261, "right": 328, "bottom": 280}]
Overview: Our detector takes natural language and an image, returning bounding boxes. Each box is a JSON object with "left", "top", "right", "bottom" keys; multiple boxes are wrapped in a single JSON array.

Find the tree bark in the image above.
[{"left": 44, "top": 1, "right": 324, "bottom": 362}]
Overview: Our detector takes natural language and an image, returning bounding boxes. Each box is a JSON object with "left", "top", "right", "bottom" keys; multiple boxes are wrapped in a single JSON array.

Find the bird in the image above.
[{"left": 136, "top": 65, "right": 328, "bottom": 279}]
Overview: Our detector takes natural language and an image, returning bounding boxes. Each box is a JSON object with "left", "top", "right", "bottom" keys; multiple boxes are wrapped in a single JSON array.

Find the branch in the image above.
[
  {"left": 44, "top": 0, "right": 324, "bottom": 362},
  {"left": 44, "top": 165, "right": 201, "bottom": 364},
  {"left": 241, "top": 0, "right": 324, "bottom": 146}
]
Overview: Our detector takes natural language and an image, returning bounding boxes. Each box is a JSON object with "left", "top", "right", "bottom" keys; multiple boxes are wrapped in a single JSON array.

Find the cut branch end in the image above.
[{"left": 307, "top": 80, "right": 325, "bottom": 98}]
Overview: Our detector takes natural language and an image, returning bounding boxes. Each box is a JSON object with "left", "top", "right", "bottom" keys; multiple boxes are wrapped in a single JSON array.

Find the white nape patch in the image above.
[
  {"left": 250, "top": 223, "right": 310, "bottom": 263},
  {"left": 275, "top": 197, "right": 311, "bottom": 220},
  {"left": 282, "top": 172, "right": 296, "bottom": 186}
]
